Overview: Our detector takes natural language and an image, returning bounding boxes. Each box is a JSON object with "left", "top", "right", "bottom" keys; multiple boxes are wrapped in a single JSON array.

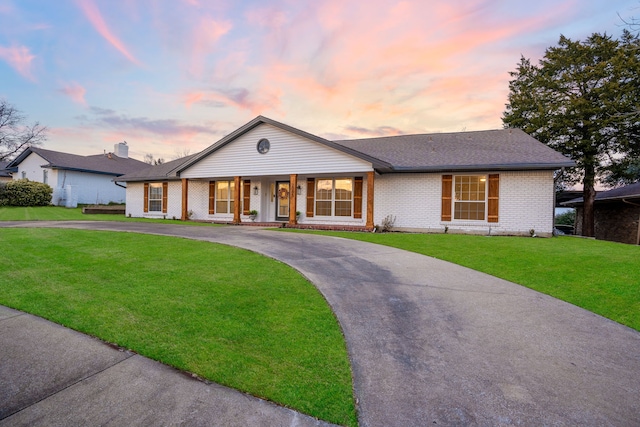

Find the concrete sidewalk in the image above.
[
  {"left": 2, "top": 221, "right": 640, "bottom": 426},
  {"left": 0, "top": 306, "right": 334, "bottom": 426}
]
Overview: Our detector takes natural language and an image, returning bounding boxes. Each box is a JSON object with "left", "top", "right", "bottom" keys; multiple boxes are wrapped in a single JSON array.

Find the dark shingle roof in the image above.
[
  {"left": 0, "top": 161, "right": 12, "bottom": 177},
  {"left": 563, "top": 182, "right": 640, "bottom": 206},
  {"left": 115, "top": 154, "right": 199, "bottom": 182},
  {"left": 117, "top": 117, "right": 575, "bottom": 182},
  {"left": 333, "top": 128, "right": 574, "bottom": 172},
  {"left": 8, "top": 147, "right": 148, "bottom": 176}
]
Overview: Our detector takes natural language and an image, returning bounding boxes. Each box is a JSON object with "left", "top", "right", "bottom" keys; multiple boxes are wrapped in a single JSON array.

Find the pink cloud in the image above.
[
  {"left": 75, "top": 0, "right": 141, "bottom": 65},
  {"left": 188, "top": 17, "right": 233, "bottom": 76},
  {"left": 59, "top": 81, "right": 87, "bottom": 105},
  {"left": 183, "top": 86, "right": 282, "bottom": 115},
  {"left": 0, "top": 44, "right": 36, "bottom": 81}
]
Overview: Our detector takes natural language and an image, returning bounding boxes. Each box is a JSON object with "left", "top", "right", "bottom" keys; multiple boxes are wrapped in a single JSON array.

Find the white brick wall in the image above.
[
  {"left": 187, "top": 180, "right": 209, "bottom": 220},
  {"left": 375, "top": 171, "right": 555, "bottom": 236},
  {"left": 126, "top": 170, "right": 555, "bottom": 235},
  {"left": 125, "top": 181, "right": 181, "bottom": 219},
  {"left": 126, "top": 183, "right": 144, "bottom": 218}
]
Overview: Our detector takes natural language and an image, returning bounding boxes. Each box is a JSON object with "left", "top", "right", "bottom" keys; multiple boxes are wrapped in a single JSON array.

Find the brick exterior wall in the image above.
[
  {"left": 375, "top": 170, "right": 555, "bottom": 236},
  {"left": 125, "top": 181, "right": 181, "bottom": 219},
  {"left": 126, "top": 170, "right": 556, "bottom": 236},
  {"left": 575, "top": 203, "right": 640, "bottom": 245}
]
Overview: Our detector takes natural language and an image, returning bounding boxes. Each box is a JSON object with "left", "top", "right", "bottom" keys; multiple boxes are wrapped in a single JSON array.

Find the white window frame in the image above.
[
  {"left": 453, "top": 175, "right": 487, "bottom": 221},
  {"left": 215, "top": 180, "right": 235, "bottom": 214},
  {"left": 148, "top": 183, "right": 163, "bottom": 212},
  {"left": 315, "top": 177, "right": 353, "bottom": 217}
]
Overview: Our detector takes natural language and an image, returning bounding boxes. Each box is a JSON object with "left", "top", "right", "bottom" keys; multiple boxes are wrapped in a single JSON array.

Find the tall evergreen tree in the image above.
[{"left": 503, "top": 31, "right": 640, "bottom": 237}]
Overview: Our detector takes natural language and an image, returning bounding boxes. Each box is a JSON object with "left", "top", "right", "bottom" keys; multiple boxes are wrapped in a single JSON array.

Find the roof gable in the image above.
[
  {"left": 176, "top": 116, "right": 390, "bottom": 175},
  {"left": 179, "top": 121, "right": 377, "bottom": 178}
]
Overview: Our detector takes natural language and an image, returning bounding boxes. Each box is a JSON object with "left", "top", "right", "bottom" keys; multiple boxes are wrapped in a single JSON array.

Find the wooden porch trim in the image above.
[
  {"left": 366, "top": 171, "right": 374, "bottom": 230},
  {"left": 233, "top": 176, "right": 241, "bottom": 224},
  {"left": 181, "top": 178, "right": 189, "bottom": 220},
  {"left": 289, "top": 174, "right": 298, "bottom": 225}
]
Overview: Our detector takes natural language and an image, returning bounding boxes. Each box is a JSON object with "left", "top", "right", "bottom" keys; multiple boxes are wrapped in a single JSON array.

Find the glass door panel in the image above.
[{"left": 276, "top": 181, "right": 290, "bottom": 221}]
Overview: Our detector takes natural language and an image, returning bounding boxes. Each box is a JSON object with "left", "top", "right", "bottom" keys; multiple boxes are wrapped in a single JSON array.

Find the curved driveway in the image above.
[{"left": 2, "top": 221, "right": 640, "bottom": 426}]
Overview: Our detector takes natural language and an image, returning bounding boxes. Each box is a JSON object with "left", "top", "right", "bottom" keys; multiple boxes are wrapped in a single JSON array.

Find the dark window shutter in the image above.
[
  {"left": 441, "top": 175, "right": 452, "bottom": 221},
  {"left": 243, "top": 180, "right": 251, "bottom": 215},
  {"left": 354, "top": 177, "right": 363, "bottom": 219},
  {"left": 306, "top": 178, "right": 315, "bottom": 217},
  {"left": 162, "top": 182, "right": 168, "bottom": 213},
  {"left": 209, "top": 181, "right": 215, "bottom": 214},
  {"left": 487, "top": 174, "right": 499, "bottom": 223},
  {"left": 143, "top": 183, "right": 149, "bottom": 213}
]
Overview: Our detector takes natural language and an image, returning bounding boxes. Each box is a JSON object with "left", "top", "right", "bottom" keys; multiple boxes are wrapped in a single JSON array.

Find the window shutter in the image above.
[
  {"left": 162, "top": 182, "right": 168, "bottom": 213},
  {"left": 441, "top": 175, "right": 452, "bottom": 221},
  {"left": 306, "top": 178, "right": 315, "bottom": 217},
  {"left": 353, "top": 177, "right": 363, "bottom": 219},
  {"left": 487, "top": 174, "right": 499, "bottom": 223},
  {"left": 209, "top": 181, "right": 215, "bottom": 214},
  {"left": 143, "top": 183, "right": 149, "bottom": 213},
  {"left": 243, "top": 180, "right": 251, "bottom": 215}
]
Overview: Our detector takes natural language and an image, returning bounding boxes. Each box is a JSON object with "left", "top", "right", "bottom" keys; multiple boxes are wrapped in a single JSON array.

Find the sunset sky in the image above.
[{"left": 1, "top": 0, "right": 637, "bottom": 161}]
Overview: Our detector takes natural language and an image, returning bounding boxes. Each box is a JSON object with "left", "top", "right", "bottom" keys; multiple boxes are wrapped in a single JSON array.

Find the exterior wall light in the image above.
[
  {"left": 253, "top": 185, "right": 259, "bottom": 195},
  {"left": 297, "top": 185, "right": 302, "bottom": 195}
]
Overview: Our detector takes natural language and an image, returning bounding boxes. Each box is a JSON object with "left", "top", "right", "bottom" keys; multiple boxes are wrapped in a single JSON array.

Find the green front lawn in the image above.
[
  {"left": 0, "top": 228, "right": 357, "bottom": 427},
  {"left": 0, "top": 205, "right": 200, "bottom": 223},
  {"left": 285, "top": 230, "right": 640, "bottom": 332}
]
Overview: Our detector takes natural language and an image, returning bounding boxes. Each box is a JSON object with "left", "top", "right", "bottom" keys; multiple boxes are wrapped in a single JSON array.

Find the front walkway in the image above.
[{"left": 2, "top": 222, "right": 639, "bottom": 426}]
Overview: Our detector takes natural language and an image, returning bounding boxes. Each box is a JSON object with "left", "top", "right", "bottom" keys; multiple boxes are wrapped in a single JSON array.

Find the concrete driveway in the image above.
[{"left": 1, "top": 221, "right": 639, "bottom": 426}]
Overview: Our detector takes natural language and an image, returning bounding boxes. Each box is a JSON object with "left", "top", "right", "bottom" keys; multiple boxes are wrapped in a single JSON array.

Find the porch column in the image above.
[
  {"left": 289, "top": 174, "right": 298, "bottom": 225},
  {"left": 233, "top": 176, "right": 241, "bottom": 224},
  {"left": 181, "top": 178, "right": 189, "bottom": 221},
  {"left": 366, "top": 171, "right": 375, "bottom": 230}
]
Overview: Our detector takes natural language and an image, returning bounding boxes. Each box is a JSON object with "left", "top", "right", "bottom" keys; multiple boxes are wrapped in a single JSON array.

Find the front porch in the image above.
[{"left": 180, "top": 171, "right": 375, "bottom": 231}]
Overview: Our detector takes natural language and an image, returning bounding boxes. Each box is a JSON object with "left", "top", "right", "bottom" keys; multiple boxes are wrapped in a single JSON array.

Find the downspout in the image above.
[
  {"left": 622, "top": 199, "right": 640, "bottom": 245},
  {"left": 114, "top": 181, "right": 126, "bottom": 189}
]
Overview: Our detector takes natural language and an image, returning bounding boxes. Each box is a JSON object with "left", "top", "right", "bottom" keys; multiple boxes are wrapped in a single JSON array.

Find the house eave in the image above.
[
  {"left": 384, "top": 162, "right": 575, "bottom": 174},
  {"left": 114, "top": 176, "right": 183, "bottom": 183},
  {"left": 46, "top": 166, "right": 122, "bottom": 176},
  {"left": 562, "top": 195, "right": 640, "bottom": 207}
]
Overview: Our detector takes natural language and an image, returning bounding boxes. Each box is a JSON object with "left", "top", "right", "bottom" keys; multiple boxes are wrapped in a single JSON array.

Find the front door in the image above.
[{"left": 275, "top": 181, "right": 290, "bottom": 221}]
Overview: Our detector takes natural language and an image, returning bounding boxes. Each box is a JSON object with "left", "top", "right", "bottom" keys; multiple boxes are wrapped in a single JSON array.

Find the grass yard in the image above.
[
  {"left": 285, "top": 230, "right": 640, "bottom": 332},
  {"left": 0, "top": 228, "right": 357, "bottom": 427},
  {"left": 0, "top": 205, "right": 207, "bottom": 224}
]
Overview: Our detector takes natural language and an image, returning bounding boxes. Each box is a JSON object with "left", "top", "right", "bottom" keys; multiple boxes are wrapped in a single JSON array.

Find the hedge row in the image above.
[{"left": 0, "top": 179, "right": 52, "bottom": 206}]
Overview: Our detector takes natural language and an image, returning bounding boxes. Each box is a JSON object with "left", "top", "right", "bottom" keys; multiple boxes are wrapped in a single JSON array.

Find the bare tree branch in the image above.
[{"left": 0, "top": 99, "right": 47, "bottom": 161}]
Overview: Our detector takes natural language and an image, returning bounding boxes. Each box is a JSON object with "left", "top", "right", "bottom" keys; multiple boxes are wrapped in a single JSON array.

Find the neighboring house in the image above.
[
  {"left": 0, "top": 161, "right": 13, "bottom": 183},
  {"left": 117, "top": 116, "right": 574, "bottom": 236},
  {"left": 7, "top": 143, "right": 148, "bottom": 206},
  {"left": 563, "top": 182, "right": 640, "bottom": 245}
]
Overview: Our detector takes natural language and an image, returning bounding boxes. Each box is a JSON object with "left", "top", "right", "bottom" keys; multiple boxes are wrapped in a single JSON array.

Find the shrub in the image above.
[
  {"left": 0, "top": 179, "right": 52, "bottom": 206},
  {"left": 380, "top": 214, "right": 396, "bottom": 232}
]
